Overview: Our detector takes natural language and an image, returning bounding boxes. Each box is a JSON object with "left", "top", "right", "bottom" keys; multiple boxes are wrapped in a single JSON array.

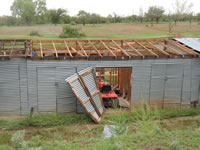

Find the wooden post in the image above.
[
  {"left": 120, "top": 68, "right": 123, "bottom": 95},
  {"left": 112, "top": 68, "right": 114, "bottom": 86},
  {"left": 118, "top": 68, "right": 120, "bottom": 87},
  {"left": 110, "top": 68, "right": 112, "bottom": 86},
  {"left": 123, "top": 68, "right": 127, "bottom": 98},
  {"left": 115, "top": 68, "right": 116, "bottom": 86},
  {"left": 127, "top": 68, "right": 131, "bottom": 101}
]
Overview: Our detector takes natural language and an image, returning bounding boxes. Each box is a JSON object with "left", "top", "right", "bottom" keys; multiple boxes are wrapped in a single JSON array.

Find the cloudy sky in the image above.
[{"left": 0, "top": 0, "right": 200, "bottom": 16}]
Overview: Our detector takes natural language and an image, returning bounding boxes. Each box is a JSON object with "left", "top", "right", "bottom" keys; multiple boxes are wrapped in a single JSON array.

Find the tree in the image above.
[
  {"left": 167, "top": 11, "right": 175, "bottom": 33},
  {"left": 77, "top": 10, "right": 89, "bottom": 26},
  {"left": 89, "top": 13, "right": 101, "bottom": 24},
  {"left": 145, "top": 6, "right": 165, "bottom": 24},
  {"left": 186, "top": 12, "right": 193, "bottom": 27},
  {"left": 35, "top": 0, "right": 46, "bottom": 16},
  {"left": 48, "top": 8, "right": 68, "bottom": 25},
  {"left": 197, "top": 13, "right": 200, "bottom": 25},
  {"left": 10, "top": 0, "right": 36, "bottom": 24},
  {"left": 138, "top": 7, "right": 144, "bottom": 23},
  {"left": 34, "top": 0, "right": 47, "bottom": 23},
  {"left": 172, "top": 0, "right": 193, "bottom": 25}
]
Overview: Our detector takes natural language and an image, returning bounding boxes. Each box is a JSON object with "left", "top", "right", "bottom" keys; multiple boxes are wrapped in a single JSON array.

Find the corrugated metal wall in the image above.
[
  {"left": 0, "top": 58, "right": 200, "bottom": 115},
  {"left": 0, "top": 59, "right": 28, "bottom": 115}
]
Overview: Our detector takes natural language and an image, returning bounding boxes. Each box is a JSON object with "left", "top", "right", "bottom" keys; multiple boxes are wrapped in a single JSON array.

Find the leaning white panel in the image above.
[{"left": 65, "top": 71, "right": 101, "bottom": 123}]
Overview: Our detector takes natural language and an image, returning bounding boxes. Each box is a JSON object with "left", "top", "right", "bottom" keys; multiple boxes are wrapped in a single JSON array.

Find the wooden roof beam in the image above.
[
  {"left": 64, "top": 40, "right": 73, "bottom": 58},
  {"left": 71, "top": 46, "right": 84, "bottom": 57},
  {"left": 77, "top": 40, "right": 88, "bottom": 57},
  {"left": 160, "top": 42, "right": 184, "bottom": 57},
  {"left": 52, "top": 40, "right": 58, "bottom": 58},
  {"left": 88, "top": 40, "right": 102, "bottom": 57},
  {"left": 111, "top": 40, "right": 130, "bottom": 57},
  {"left": 39, "top": 40, "right": 43, "bottom": 58},
  {"left": 100, "top": 40, "right": 116, "bottom": 57},
  {"left": 147, "top": 41, "right": 170, "bottom": 57},
  {"left": 168, "top": 40, "right": 197, "bottom": 56},
  {"left": 174, "top": 41, "right": 199, "bottom": 55},
  {"left": 9, "top": 40, "right": 16, "bottom": 57},
  {"left": 134, "top": 40, "right": 159, "bottom": 57},
  {"left": 124, "top": 41, "right": 144, "bottom": 58}
]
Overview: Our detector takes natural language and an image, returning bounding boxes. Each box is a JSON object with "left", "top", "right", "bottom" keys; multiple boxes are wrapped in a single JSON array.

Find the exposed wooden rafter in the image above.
[
  {"left": 88, "top": 40, "right": 102, "bottom": 57},
  {"left": 39, "top": 40, "right": 43, "bottom": 58},
  {"left": 64, "top": 40, "right": 73, "bottom": 58},
  {"left": 124, "top": 41, "right": 144, "bottom": 57},
  {"left": 111, "top": 40, "right": 130, "bottom": 57},
  {"left": 134, "top": 40, "right": 159, "bottom": 57},
  {"left": 52, "top": 40, "right": 58, "bottom": 58},
  {"left": 0, "top": 39, "right": 198, "bottom": 59},
  {"left": 147, "top": 41, "right": 170, "bottom": 56},
  {"left": 77, "top": 40, "right": 88, "bottom": 57},
  {"left": 160, "top": 42, "right": 184, "bottom": 57},
  {"left": 71, "top": 46, "right": 84, "bottom": 57},
  {"left": 168, "top": 40, "right": 197, "bottom": 55},
  {"left": 9, "top": 40, "right": 16, "bottom": 57},
  {"left": 100, "top": 40, "right": 116, "bottom": 57}
]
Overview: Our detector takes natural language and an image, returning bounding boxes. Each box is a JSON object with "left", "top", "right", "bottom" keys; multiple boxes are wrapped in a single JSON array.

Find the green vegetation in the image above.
[
  {"left": 29, "top": 30, "right": 40, "bottom": 36},
  {"left": 0, "top": 104, "right": 200, "bottom": 149},
  {"left": 59, "top": 25, "right": 85, "bottom": 38},
  {"left": 1, "top": 22, "right": 199, "bottom": 40},
  {"left": 0, "top": 113, "right": 92, "bottom": 130}
]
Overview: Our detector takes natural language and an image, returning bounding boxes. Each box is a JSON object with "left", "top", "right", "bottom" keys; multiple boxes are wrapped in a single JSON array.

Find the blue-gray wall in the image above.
[{"left": 0, "top": 58, "right": 200, "bottom": 115}]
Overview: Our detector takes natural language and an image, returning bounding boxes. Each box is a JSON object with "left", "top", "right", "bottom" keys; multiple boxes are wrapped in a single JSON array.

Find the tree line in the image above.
[{"left": 0, "top": 0, "right": 200, "bottom": 26}]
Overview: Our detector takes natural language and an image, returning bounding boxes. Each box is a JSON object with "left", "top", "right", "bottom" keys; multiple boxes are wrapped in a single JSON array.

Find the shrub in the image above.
[
  {"left": 70, "top": 21, "right": 76, "bottom": 25},
  {"left": 29, "top": 31, "right": 40, "bottom": 36},
  {"left": 131, "top": 102, "right": 160, "bottom": 121},
  {"left": 59, "top": 25, "right": 85, "bottom": 38}
]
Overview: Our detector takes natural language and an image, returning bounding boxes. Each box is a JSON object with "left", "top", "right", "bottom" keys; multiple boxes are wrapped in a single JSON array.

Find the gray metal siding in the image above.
[
  {"left": 0, "top": 58, "right": 200, "bottom": 115},
  {"left": 37, "top": 67, "right": 56, "bottom": 112},
  {"left": 56, "top": 67, "right": 77, "bottom": 113},
  {"left": 0, "top": 65, "right": 21, "bottom": 115},
  {"left": 0, "top": 59, "right": 28, "bottom": 115}
]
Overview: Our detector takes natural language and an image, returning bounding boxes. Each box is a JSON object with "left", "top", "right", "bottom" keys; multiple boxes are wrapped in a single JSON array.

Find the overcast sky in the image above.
[{"left": 0, "top": 0, "right": 200, "bottom": 16}]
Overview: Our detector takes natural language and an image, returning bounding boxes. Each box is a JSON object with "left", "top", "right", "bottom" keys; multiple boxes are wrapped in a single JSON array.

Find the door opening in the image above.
[{"left": 96, "top": 67, "right": 132, "bottom": 108}]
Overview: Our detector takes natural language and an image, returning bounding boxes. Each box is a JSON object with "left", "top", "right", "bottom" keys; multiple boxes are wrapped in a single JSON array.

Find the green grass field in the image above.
[
  {"left": 0, "top": 22, "right": 200, "bottom": 39},
  {"left": 0, "top": 105, "right": 200, "bottom": 149}
]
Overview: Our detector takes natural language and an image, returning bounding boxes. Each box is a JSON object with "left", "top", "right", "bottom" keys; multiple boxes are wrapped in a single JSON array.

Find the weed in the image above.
[
  {"left": 105, "top": 110, "right": 129, "bottom": 137},
  {"left": 11, "top": 130, "right": 26, "bottom": 149},
  {"left": 26, "top": 135, "right": 41, "bottom": 148},
  {"left": 131, "top": 102, "right": 160, "bottom": 121},
  {"left": 0, "top": 132, "right": 12, "bottom": 145},
  {"left": 169, "top": 136, "right": 180, "bottom": 150}
]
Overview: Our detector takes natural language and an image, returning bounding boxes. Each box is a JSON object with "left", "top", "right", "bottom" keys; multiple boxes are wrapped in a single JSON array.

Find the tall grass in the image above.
[
  {"left": 0, "top": 113, "right": 92, "bottom": 130},
  {"left": 106, "top": 102, "right": 200, "bottom": 124}
]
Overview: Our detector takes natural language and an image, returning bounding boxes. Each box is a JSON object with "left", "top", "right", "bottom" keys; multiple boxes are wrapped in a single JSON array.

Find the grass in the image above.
[
  {"left": 1, "top": 105, "right": 200, "bottom": 149},
  {"left": 0, "top": 22, "right": 199, "bottom": 39},
  {"left": 1, "top": 104, "right": 200, "bottom": 149},
  {"left": 0, "top": 113, "right": 92, "bottom": 130},
  {"left": 105, "top": 104, "right": 200, "bottom": 123}
]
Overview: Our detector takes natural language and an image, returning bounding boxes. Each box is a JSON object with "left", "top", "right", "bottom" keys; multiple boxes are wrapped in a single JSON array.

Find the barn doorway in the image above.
[{"left": 96, "top": 67, "right": 132, "bottom": 108}]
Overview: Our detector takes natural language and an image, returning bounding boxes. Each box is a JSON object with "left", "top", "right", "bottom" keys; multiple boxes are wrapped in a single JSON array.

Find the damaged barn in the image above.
[{"left": 0, "top": 38, "right": 200, "bottom": 119}]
